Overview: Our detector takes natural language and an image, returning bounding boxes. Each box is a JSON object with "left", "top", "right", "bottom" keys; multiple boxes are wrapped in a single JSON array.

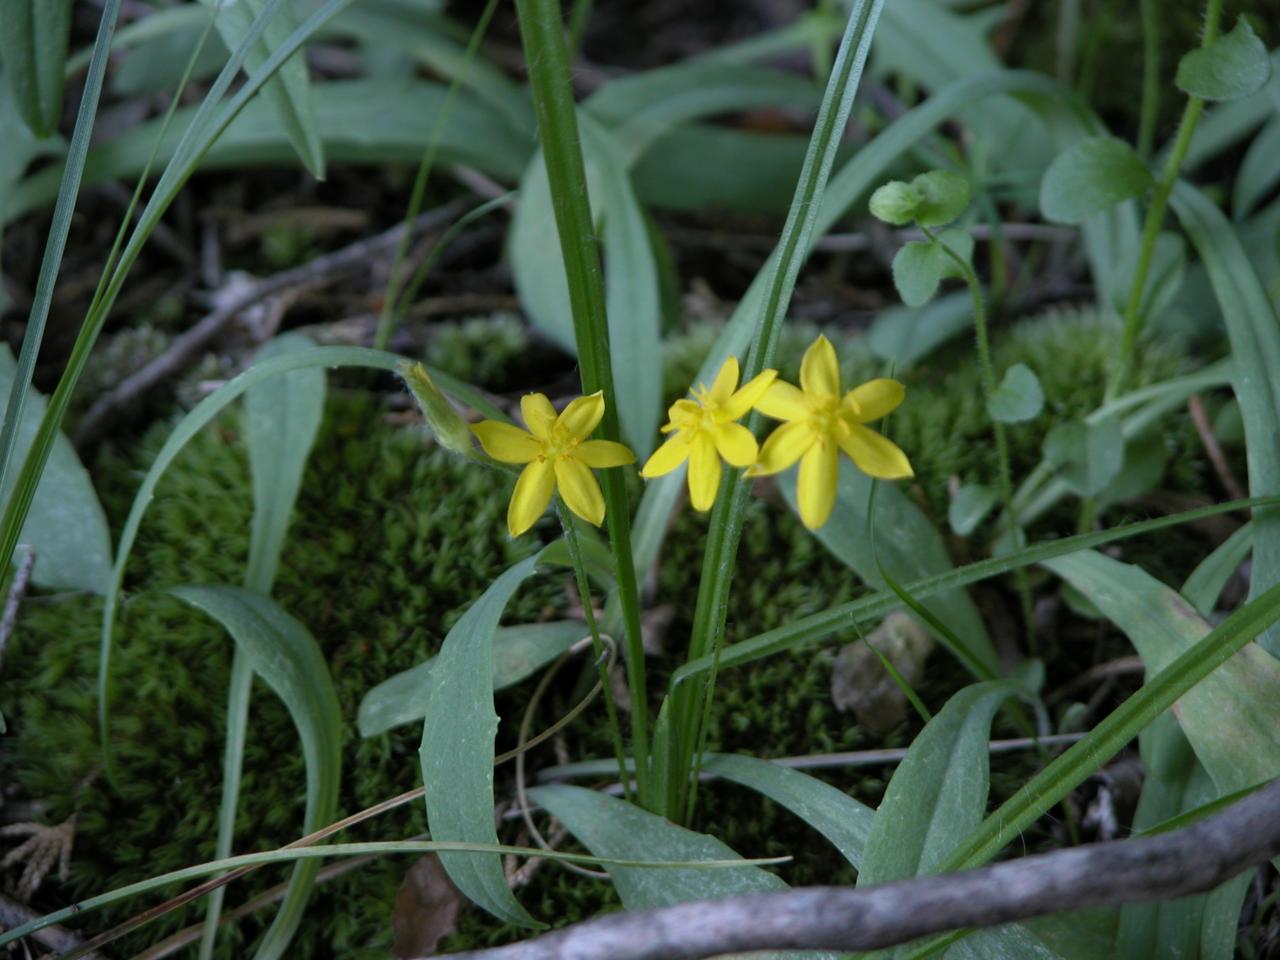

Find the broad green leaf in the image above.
[
  {"left": 858, "top": 681, "right": 1023, "bottom": 887},
  {"left": 949, "top": 483, "right": 999, "bottom": 536},
  {"left": 0, "top": 344, "right": 110, "bottom": 592},
  {"left": 910, "top": 170, "right": 971, "bottom": 227},
  {"left": 528, "top": 783, "right": 787, "bottom": 906},
  {"left": 7, "top": 80, "right": 529, "bottom": 223},
  {"left": 1042, "top": 415, "right": 1124, "bottom": 496},
  {"left": 0, "top": 71, "right": 62, "bottom": 226},
  {"left": 868, "top": 179, "right": 920, "bottom": 226},
  {"left": 199, "top": 0, "right": 325, "bottom": 178},
  {"left": 1040, "top": 137, "right": 1153, "bottom": 225},
  {"left": 780, "top": 461, "right": 998, "bottom": 672},
  {"left": 1094, "top": 432, "right": 1166, "bottom": 509},
  {"left": 867, "top": 292, "right": 972, "bottom": 369},
  {"left": 1183, "top": 49, "right": 1280, "bottom": 172},
  {"left": 0, "top": 0, "right": 72, "bottom": 138},
  {"left": 357, "top": 620, "right": 585, "bottom": 737},
  {"left": 701, "top": 753, "right": 874, "bottom": 869},
  {"left": 203, "top": 332, "right": 326, "bottom": 959},
  {"left": 1043, "top": 550, "right": 1280, "bottom": 794},
  {"left": 1176, "top": 18, "right": 1271, "bottom": 102},
  {"left": 891, "top": 229, "right": 972, "bottom": 307},
  {"left": 1181, "top": 522, "right": 1252, "bottom": 617},
  {"left": 1233, "top": 117, "right": 1280, "bottom": 219},
  {"left": 169, "top": 586, "right": 342, "bottom": 960},
  {"left": 987, "top": 363, "right": 1043, "bottom": 423},
  {"left": 419, "top": 552, "right": 548, "bottom": 927},
  {"left": 1171, "top": 183, "right": 1280, "bottom": 657}
]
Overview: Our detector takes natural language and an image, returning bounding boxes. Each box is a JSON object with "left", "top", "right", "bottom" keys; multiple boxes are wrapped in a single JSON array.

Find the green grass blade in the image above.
[
  {"left": 0, "top": 841, "right": 788, "bottom": 951},
  {"left": 512, "top": 0, "right": 651, "bottom": 802},
  {"left": 199, "top": 0, "right": 325, "bottom": 178},
  {"left": 171, "top": 587, "right": 343, "bottom": 960},
  {"left": 0, "top": 0, "right": 72, "bottom": 138},
  {"left": 672, "top": 497, "right": 1280, "bottom": 686},
  {"left": 1182, "top": 521, "right": 1252, "bottom": 617},
  {"left": 202, "top": 333, "right": 327, "bottom": 957},
  {"left": 0, "top": 0, "right": 121, "bottom": 523},
  {"left": 1171, "top": 182, "right": 1280, "bottom": 657},
  {"left": 0, "top": 0, "right": 356, "bottom": 612},
  {"left": 97, "top": 347, "right": 404, "bottom": 776}
]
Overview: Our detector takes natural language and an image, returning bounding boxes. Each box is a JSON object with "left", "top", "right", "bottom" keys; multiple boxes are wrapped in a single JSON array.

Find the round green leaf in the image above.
[
  {"left": 912, "top": 169, "right": 970, "bottom": 227},
  {"left": 1039, "top": 136, "right": 1153, "bottom": 225},
  {"left": 1176, "top": 18, "right": 1271, "bottom": 102},
  {"left": 1043, "top": 416, "right": 1125, "bottom": 496},
  {"left": 869, "top": 179, "right": 921, "bottom": 225},
  {"left": 986, "top": 363, "right": 1044, "bottom": 423},
  {"left": 948, "top": 483, "right": 1000, "bottom": 536}
]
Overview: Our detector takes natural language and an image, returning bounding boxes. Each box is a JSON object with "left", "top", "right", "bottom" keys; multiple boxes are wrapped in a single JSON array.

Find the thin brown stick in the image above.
[
  {"left": 1188, "top": 394, "right": 1247, "bottom": 502},
  {"left": 438, "top": 778, "right": 1280, "bottom": 960},
  {"left": 71, "top": 199, "right": 470, "bottom": 446},
  {"left": 0, "top": 891, "right": 103, "bottom": 959}
]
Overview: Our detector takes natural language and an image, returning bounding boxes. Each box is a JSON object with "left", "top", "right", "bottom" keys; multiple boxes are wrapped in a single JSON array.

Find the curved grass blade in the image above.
[
  {"left": 0, "top": 0, "right": 121, "bottom": 520},
  {"left": 202, "top": 333, "right": 327, "bottom": 958},
  {"left": 1182, "top": 521, "right": 1252, "bottom": 617},
  {"left": 672, "top": 496, "right": 1280, "bottom": 685},
  {"left": 1171, "top": 182, "right": 1280, "bottom": 657},
  {"left": 0, "top": 841, "right": 787, "bottom": 951},
  {"left": 96, "top": 347, "right": 407, "bottom": 775},
  {"left": 198, "top": 0, "right": 325, "bottom": 178},
  {"left": 419, "top": 551, "right": 553, "bottom": 927},
  {"left": 0, "top": 0, "right": 359, "bottom": 589},
  {"left": 170, "top": 586, "right": 342, "bottom": 960},
  {"left": 700, "top": 753, "right": 873, "bottom": 870}
]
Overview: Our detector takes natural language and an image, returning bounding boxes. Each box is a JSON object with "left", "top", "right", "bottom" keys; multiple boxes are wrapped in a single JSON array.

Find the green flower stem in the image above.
[
  {"left": 372, "top": 0, "right": 501, "bottom": 352},
  {"left": 1109, "top": 0, "right": 1223, "bottom": 399},
  {"left": 671, "top": 0, "right": 886, "bottom": 822},
  {"left": 513, "top": 0, "right": 652, "bottom": 805},
  {"left": 555, "top": 501, "right": 632, "bottom": 801},
  {"left": 928, "top": 227, "right": 1036, "bottom": 650}
]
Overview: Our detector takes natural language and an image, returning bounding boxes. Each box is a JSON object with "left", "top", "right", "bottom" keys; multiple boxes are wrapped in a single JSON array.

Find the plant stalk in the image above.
[{"left": 512, "top": 0, "right": 652, "bottom": 804}]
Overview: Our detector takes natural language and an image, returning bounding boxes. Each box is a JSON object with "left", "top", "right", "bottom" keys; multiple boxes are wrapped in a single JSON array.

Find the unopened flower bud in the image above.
[{"left": 401, "top": 362, "right": 473, "bottom": 455}]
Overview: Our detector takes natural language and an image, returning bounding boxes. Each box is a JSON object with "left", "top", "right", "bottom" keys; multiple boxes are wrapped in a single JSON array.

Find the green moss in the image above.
[{"left": 2, "top": 309, "right": 1220, "bottom": 954}]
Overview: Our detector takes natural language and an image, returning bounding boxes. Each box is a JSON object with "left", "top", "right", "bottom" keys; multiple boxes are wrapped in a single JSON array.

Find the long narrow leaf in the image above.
[
  {"left": 0, "top": 0, "right": 73, "bottom": 138},
  {"left": 1171, "top": 182, "right": 1280, "bottom": 657},
  {"left": 170, "top": 587, "right": 342, "bottom": 960}
]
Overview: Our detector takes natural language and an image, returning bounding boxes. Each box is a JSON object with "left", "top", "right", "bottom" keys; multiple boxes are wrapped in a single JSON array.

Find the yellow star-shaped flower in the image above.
[
  {"left": 749, "top": 335, "right": 913, "bottom": 530},
  {"left": 640, "top": 356, "right": 777, "bottom": 511},
  {"left": 471, "top": 391, "right": 635, "bottom": 538}
]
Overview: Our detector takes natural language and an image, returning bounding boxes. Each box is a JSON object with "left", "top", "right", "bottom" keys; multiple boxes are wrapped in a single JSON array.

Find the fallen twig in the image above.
[
  {"left": 439, "top": 777, "right": 1280, "bottom": 960},
  {"left": 71, "top": 199, "right": 470, "bottom": 446}
]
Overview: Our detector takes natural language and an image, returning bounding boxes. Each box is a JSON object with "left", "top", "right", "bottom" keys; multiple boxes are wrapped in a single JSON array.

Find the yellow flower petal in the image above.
[
  {"left": 755, "top": 380, "right": 808, "bottom": 421},
  {"left": 846, "top": 378, "right": 905, "bottom": 423},
  {"left": 713, "top": 421, "right": 758, "bottom": 467},
  {"left": 687, "top": 432, "right": 722, "bottom": 511},
  {"left": 575, "top": 439, "right": 636, "bottom": 468},
  {"left": 557, "top": 391, "right": 606, "bottom": 440},
  {"left": 706, "top": 356, "right": 740, "bottom": 405},
  {"left": 797, "top": 439, "right": 838, "bottom": 530},
  {"left": 800, "top": 334, "right": 840, "bottom": 399},
  {"left": 508, "top": 459, "right": 555, "bottom": 537},
  {"left": 520, "top": 393, "right": 558, "bottom": 439},
  {"left": 641, "top": 432, "right": 693, "bottom": 478},
  {"left": 471, "top": 421, "right": 541, "bottom": 464},
  {"left": 750, "top": 420, "right": 817, "bottom": 476},
  {"left": 555, "top": 457, "right": 606, "bottom": 526},
  {"left": 838, "top": 423, "right": 914, "bottom": 479},
  {"left": 722, "top": 368, "right": 778, "bottom": 420}
]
